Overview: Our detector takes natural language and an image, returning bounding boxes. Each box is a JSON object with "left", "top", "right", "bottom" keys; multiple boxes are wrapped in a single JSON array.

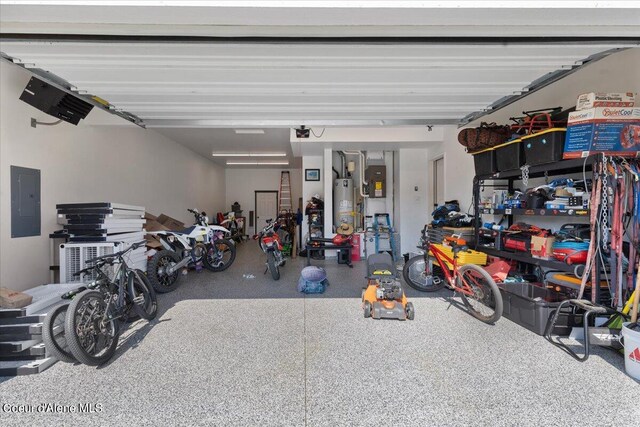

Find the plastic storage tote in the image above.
[
  {"left": 472, "top": 147, "right": 497, "bottom": 176},
  {"left": 523, "top": 128, "right": 566, "bottom": 166},
  {"left": 495, "top": 139, "right": 525, "bottom": 172},
  {"left": 498, "top": 281, "right": 580, "bottom": 336},
  {"left": 429, "top": 244, "right": 487, "bottom": 269}
]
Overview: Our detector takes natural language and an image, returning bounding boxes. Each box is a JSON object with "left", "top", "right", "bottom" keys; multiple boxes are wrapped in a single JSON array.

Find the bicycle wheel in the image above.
[
  {"left": 128, "top": 270, "right": 158, "bottom": 321},
  {"left": 457, "top": 264, "right": 503, "bottom": 324},
  {"left": 402, "top": 255, "right": 446, "bottom": 292},
  {"left": 203, "top": 239, "right": 237, "bottom": 272},
  {"left": 65, "top": 290, "right": 120, "bottom": 366},
  {"left": 42, "top": 303, "right": 76, "bottom": 363}
]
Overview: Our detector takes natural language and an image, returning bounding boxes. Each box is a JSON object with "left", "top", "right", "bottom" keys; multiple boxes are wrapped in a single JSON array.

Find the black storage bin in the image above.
[
  {"left": 523, "top": 129, "right": 566, "bottom": 166},
  {"left": 498, "top": 282, "right": 581, "bottom": 336},
  {"left": 495, "top": 140, "right": 525, "bottom": 171},
  {"left": 472, "top": 149, "right": 497, "bottom": 176}
]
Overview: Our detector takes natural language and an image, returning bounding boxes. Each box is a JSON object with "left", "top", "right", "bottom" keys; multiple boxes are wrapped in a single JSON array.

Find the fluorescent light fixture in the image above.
[
  {"left": 226, "top": 161, "right": 289, "bottom": 166},
  {"left": 234, "top": 129, "right": 265, "bottom": 135},
  {"left": 212, "top": 152, "right": 286, "bottom": 157}
]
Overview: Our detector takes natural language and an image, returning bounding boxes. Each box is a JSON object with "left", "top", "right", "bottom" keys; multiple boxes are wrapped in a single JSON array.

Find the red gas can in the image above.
[{"left": 351, "top": 233, "right": 361, "bottom": 262}]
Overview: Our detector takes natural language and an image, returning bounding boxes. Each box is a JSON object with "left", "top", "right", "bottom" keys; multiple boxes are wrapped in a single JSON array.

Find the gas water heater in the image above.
[{"left": 334, "top": 178, "right": 354, "bottom": 227}]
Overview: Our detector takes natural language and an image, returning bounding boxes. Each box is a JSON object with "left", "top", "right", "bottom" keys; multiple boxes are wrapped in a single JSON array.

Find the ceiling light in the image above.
[
  {"left": 226, "top": 161, "right": 289, "bottom": 166},
  {"left": 234, "top": 129, "right": 265, "bottom": 135},
  {"left": 212, "top": 153, "right": 287, "bottom": 157}
]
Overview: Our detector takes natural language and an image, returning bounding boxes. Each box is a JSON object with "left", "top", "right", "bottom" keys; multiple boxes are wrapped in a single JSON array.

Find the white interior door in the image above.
[
  {"left": 255, "top": 191, "right": 278, "bottom": 234},
  {"left": 433, "top": 157, "right": 445, "bottom": 208}
]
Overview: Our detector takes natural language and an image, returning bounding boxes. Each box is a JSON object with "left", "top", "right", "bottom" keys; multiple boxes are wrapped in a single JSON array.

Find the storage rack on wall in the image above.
[
  {"left": 472, "top": 157, "right": 606, "bottom": 304},
  {"left": 305, "top": 208, "right": 324, "bottom": 259}
]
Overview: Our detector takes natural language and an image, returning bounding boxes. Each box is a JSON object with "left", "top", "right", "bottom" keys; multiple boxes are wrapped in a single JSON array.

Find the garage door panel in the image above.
[{"left": 1, "top": 40, "right": 635, "bottom": 125}]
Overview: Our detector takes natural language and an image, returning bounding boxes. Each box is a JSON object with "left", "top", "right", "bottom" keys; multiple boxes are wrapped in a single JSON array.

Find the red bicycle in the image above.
[{"left": 403, "top": 233, "right": 503, "bottom": 324}]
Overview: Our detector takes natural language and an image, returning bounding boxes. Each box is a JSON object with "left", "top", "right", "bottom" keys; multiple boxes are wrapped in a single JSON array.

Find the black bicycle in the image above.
[{"left": 65, "top": 241, "right": 157, "bottom": 366}]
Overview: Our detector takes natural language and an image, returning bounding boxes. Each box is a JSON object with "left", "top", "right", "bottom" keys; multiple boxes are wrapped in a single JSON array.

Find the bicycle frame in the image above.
[
  {"left": 421, "top": 241, "right": 476, "bottom": 297},
  {"left": 87, "top": 251, "right": 139, "bottom": 323}
]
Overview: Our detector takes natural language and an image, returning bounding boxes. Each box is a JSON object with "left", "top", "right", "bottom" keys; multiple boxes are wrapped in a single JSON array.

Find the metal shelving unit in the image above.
[
  {"left": 473, "top": 157, "right": 604, "bottom": 303},
  {"left": 478, "top": 207, "right": 589, "bottom": 217}
]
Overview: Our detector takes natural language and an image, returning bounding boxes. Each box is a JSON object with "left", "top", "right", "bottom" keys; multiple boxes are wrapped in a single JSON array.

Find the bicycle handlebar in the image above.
[{"left": 85, "top": 241, "right": 146, "bottom": 264}]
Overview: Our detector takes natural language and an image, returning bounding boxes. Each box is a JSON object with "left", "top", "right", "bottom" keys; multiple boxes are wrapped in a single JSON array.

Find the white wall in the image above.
[
  {"left": 0, "top": 62, "right": 226, "bottom": 291},
  {"left": 427, "top": 126, "right": 476, "bottom": 214},
  {"left": 396, "top": 149, "right": 430, "bottom": 254},
  {"left": 224, "top": 167, "right": 302, "bottom": 233}
]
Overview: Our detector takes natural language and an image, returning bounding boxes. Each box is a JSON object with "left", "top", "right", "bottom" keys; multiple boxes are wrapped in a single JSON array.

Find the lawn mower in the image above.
[{"left": 362, "top": 252, "right": 414, "bottom": 320}]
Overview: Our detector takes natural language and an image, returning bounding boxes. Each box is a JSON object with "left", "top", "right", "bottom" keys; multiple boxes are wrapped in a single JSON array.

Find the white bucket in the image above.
[{"left": 621, "top": 322, "right": 640, "bottom": 380}]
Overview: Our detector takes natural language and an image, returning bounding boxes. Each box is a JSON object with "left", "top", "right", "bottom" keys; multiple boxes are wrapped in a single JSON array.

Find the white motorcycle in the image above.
[{"left": 146, "top": 209, "right": 236, "bottom": 293}]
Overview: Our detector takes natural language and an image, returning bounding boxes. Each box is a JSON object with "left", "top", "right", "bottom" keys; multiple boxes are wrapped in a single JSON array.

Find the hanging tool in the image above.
[
  {"left": 633, "top": 260, "right": 640, "bottom": 323},
  {"left": 579, "top": 157, "right": 603, "bottom": 301}
]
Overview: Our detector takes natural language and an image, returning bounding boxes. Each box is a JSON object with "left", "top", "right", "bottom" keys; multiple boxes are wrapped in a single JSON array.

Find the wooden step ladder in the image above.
[{"left": 278, "top": 171, "right": 292, "bottom": 212}]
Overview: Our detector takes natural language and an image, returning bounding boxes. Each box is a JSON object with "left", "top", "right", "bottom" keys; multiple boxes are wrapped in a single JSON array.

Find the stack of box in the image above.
[
  {"left": 56, "top": 202, "right": 147, "bottom": 272},
  {"left": 144, "top": 212, "right": 185, "bottom": 251},
  {"left": 564, "top": 92, "right": 640, "bottom": 159}
]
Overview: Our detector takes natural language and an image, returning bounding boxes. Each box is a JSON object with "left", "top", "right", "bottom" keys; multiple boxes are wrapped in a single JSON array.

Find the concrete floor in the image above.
[{"left": 1, "top": 243, "right": 638, "bottom": 426}]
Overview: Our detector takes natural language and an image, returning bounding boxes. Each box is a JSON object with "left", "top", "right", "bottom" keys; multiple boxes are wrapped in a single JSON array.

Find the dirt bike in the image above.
[
  {"left": 147, "top": 209, "right": 236, "bottom": 293},
  {"left": 254, "top": 218, "right": 286, "bottom": 280}
]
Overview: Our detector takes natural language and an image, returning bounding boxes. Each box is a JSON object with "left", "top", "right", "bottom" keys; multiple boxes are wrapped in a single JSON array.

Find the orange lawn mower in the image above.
[{"left": 362, "top": 252, "right": 414, "bottom": 320}]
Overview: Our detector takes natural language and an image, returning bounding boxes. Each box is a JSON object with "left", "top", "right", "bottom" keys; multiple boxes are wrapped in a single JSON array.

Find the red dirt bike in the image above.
[{"left": 254, "top": 219, "right": 286, "bottom": 280}]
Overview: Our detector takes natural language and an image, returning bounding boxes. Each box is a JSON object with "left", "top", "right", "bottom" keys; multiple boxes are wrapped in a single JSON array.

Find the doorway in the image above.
[
  {"left": 432, "top": 156, "right": 445, "bottom": 208},
  {"left": 255, "top": 190, "right": 279, "bottom": 234}
]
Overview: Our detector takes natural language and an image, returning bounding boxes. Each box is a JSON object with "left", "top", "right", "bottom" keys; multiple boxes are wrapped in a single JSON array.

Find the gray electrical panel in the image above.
[
  {"left": 11, "top": 166, "right": 41, "bottom": 238},
  {"left": 365, "top": 165, "right": 386, "bottom": 198}
]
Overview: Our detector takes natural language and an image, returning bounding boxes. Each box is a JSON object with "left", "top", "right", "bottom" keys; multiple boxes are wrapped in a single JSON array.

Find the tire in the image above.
[
  {"left": 405, "top": 302, "right": 415, "bottom": 320},
  {"left": 203, "top": 239, "right": 237, "bottom": 272},
  {"left": 457, "top": 264, "right": 503, "bottom": 324},
  {"left": 42, "top": 303, "right": 76, "bottom": 363},
  {"left": 128, "top": 270, "right": 158, "bottom": 321},
  {"left": 266, "top": 251, "right": 280, "bottom": 280},
  {"left": 402, "top": 256, "right": 446, "bottom": 292},
  {"left": 65, "top": 290, "right": 120, "bottom": 366},
  {"left": 147, "top": 250, "right": 181, "bottom": 293},
  {"left": 363, "top": 301, "right": 372, "bottom": 318}
]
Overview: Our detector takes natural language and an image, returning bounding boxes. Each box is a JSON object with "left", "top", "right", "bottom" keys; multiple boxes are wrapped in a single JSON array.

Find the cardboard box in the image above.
[
  {"left": 576, "top": 92, "right": 635, "bottom": 110},
  {"left": 563, "top": 107, "right": 640, "bottom": 159},
  {"left": 145, "top": 234, "right": 163, "bottom": 249},
  {"left": 156, "top": 214, "right": 185, "bottom": 231},
  {"left": 0, "top": 287, "right": 33, "bottom": 309},
  {"left": 144, "top": 219, "right": 169, "bottom": 232},
  {"left": 531, "top": 236, "right": 555, "bottom": 259}
]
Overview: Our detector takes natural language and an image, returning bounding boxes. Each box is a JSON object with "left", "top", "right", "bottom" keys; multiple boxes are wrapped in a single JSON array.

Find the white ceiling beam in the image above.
[
  {"left": 31, "top": 68, "right": 562, "bottom": 85},
  {"left": 144, "top": 119, "right": 459, "bottom": 128},
  {"left": 2, "top": 41, "right": 629, "bottom": 56}
]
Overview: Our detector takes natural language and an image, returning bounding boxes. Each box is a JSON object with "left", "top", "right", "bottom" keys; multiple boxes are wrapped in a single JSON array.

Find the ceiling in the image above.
[
  {"left": 1, "top": 41, "right": 634, "bottom": 127},
  {"left": 1, "top": 2, "right": 638, "bottom": 166},
  {"left": 154, "top": 127, "right": 298, "bottom": 168}
]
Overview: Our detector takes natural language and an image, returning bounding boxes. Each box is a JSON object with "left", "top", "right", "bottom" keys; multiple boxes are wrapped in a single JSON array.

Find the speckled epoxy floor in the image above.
[{"left": 1, "top": 243, "right": 638, "bottom": 426}]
